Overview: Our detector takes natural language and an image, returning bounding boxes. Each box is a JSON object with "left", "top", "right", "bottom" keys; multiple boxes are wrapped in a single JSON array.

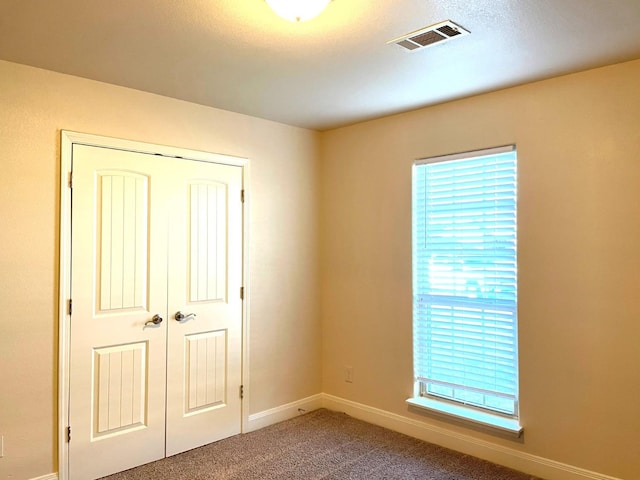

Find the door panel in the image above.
[
  {"left": 97, "top": 172, "right": 149, "bottom": 311},
  {"left": 185, "top": 330, "right": 227, "bottom": 412},
  {"left": 69, "top": 144, "right": 243, "bottom": 478},
  {"left": 189, "top": 182, "right": 227, "bottom": 303},
  {"left": 93, "top": 342, "right": 147, "bottom": 435}
]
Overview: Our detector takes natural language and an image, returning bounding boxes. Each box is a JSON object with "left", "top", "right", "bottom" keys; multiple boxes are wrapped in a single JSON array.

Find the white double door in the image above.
[{"left": 68, "top": 144, "right": 243, "bottom": 479}]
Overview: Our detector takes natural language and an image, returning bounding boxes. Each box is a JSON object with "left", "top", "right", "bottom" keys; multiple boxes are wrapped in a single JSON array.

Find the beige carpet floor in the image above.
[{"left": 101, "top": 408, "right": 542, "bottom": 479}]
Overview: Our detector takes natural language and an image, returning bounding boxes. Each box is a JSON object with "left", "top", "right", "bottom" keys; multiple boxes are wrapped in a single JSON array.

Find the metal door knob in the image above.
[
  {"left": 175, "top": 311, "right": 197, "bottom": 322},
  {"left": 145, "top": 314, "right": 163, "bottom": 326}
]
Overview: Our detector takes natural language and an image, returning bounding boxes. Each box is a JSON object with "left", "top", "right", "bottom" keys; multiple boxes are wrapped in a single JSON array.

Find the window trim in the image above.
[{"left": 410, "top": 145, "right": 522, "bottom": 436}]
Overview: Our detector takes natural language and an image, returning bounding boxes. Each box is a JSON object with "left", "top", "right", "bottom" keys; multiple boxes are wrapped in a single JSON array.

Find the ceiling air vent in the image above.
[{"left": 388, "top": 20, "right": 470, "bottom": 52}]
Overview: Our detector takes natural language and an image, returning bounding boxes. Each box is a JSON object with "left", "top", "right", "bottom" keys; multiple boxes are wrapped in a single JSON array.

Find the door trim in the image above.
[{"left": 58, "top": 130, "right": 251, "bottom": 480}]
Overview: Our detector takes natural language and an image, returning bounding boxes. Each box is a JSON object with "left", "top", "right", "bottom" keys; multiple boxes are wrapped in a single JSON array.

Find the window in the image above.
[{"left": 411, "top": 146, "right": 519, "bottom": 424}]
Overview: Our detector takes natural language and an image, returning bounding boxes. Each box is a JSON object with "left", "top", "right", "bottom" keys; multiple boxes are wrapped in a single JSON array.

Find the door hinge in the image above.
[
  {"left": 68, "top": 299, "right": 72, "bottom": 316},
  {"left": 241, "top": 189, "right": 245, "bottom": 203},
  {"left": 240, "top": 287, "right": 244, "bottom": 300},
  {"left": 66, "top": 426, "right": 71, "bottom": 443},
  {"left": 240, "top": 385, "right": 244, "bottom": 399},
  {"left": 68, "top": 172, "right": 73, "bottom": 189}
]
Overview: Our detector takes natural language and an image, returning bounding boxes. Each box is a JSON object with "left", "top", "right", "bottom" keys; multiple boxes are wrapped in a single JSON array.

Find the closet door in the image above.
[
  {"left": 165, "top": 160, "right": 243, "bottom": 456},
  {"left": 69, "top": 145, "right": 172, "bottom": 479},
  {"left": 68, "top": 144, "right": 243, "bottom": 479}
]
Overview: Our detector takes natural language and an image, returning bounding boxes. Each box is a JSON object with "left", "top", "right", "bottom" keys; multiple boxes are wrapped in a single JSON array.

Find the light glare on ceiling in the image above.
[{"left": 265, "top": 0, "right": 331, "bottom": 22}]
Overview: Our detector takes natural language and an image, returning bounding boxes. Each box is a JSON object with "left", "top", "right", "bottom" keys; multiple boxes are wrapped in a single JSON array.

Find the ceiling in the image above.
[{"left": 1, "top": 0, "right": 640, "bottom": 131}]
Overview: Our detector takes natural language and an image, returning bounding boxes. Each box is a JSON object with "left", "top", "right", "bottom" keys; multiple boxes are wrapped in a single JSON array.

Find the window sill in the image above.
[{"left": 406, "top": 397, "right": 523, "bottom": 438}]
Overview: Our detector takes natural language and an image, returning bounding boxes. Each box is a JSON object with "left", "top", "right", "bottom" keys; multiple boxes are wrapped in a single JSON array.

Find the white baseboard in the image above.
[
  {"left": 40, "top": 393, "right": 621, "bottom": 480},
  {"left": 246, "top": 393, "right": 324, "bottom": 432},
  {"left": 322, "top": 394, "right": 622, "bottom": 480}
]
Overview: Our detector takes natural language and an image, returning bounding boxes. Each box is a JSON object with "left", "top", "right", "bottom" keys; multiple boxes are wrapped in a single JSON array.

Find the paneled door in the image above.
[
  {"left": 164, "top": 156, "right": 243, "bottom": 456},
  {"left": 68, "top": 144, "right": 243, "bottom": 479}
]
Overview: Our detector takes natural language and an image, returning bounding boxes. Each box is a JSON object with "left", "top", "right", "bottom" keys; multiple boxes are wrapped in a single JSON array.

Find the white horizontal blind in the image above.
[{"left": 412, "top": 147, "right": 518, "bottom": 416}]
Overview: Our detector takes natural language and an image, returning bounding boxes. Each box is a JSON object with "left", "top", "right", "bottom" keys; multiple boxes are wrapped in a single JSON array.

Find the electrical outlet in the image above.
[{"left": 345, "top": 366, "right": 354, "bottom": 383}]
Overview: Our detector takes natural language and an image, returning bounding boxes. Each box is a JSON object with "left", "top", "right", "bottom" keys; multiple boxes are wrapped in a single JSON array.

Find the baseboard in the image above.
[
  {"left": 322, "top": 394, "right": 622, "bottom": 480},
  {"left": 246, "top": 393, "right": 324, "bottom": 432},
  {"left": 41, "top": 393, "right": 622, "bottom": 480}
]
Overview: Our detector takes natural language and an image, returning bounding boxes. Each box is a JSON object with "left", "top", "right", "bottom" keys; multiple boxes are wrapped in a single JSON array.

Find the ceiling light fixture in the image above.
[{"left": 265, "top": 0, "right": 331, "bottom": 22}]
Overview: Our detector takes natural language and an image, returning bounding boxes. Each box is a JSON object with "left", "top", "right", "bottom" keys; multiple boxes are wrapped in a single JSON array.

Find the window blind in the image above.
[{"left": 412, "top": 147, "right": 518, "bottom": 416}]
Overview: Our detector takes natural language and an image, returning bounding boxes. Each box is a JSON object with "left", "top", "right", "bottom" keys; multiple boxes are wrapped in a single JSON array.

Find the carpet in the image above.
[{"left": 101, "top": 408, "right": 542, "bottom": 479}]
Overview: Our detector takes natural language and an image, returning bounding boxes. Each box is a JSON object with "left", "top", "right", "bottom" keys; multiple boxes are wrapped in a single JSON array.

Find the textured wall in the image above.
[
  {"left": 320, "top": 59, "right": 640, "bottom": 480},
  {"left": 2, "top": 55, "right": 640, "bottom": 480},
  {"left": 0, "top": 60, "right": 321, "bottom": 480}
]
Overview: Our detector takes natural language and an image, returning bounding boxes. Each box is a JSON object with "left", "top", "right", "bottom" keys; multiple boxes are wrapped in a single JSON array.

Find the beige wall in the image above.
[
  {"left": 0, "top": 60, "right": 321, "bottom": 480},
  {"left": 320, "top": 59, "right": 640, "bottom": 480},
  {"left": 2, "top": 56, "right": 640, "bottom": 480}
]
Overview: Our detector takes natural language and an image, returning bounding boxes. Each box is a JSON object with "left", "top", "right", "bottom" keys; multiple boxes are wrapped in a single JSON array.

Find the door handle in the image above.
[
  {"left": 175, "top": 311, "right": 197, "bottom": 322},
  {"left": 144, "top": 314, "right": 163, "bottom": 326}
]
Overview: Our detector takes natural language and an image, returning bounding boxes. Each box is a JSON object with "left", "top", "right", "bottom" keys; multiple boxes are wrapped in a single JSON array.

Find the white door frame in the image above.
[{"left": 58, "top": 130, "right": 251, "bottom": 480}]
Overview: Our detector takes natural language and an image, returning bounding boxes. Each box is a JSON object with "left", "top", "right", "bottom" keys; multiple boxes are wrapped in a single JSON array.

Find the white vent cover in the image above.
[{"left": 388, "top": 20, "right": 470, "bottom": 51}]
